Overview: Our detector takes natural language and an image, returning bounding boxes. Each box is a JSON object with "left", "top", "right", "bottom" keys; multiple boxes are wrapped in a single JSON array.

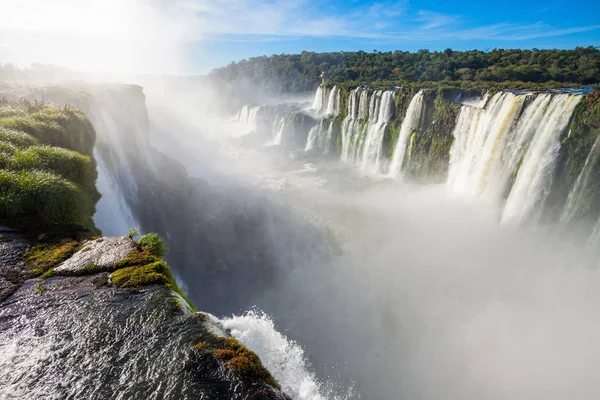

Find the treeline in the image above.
[{"left": 209, "top": 47, "right": 600, "bottom": 92}]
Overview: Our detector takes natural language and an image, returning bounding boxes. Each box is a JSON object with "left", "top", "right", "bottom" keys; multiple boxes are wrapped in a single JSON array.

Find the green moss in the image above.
[
  {"left": 84, "top": 263, "right": 101, "bottom": 273},
  {"left": 114, "top": 250, "right": 160, "bottom": 269},
  {"left": 195, "top": 337, "right": 280, "bottom": 390},
  {"left": 23, "top": 238, "right": 79, "bottom": 276},
  {"left": 40, "top": 268, "right": 56, "bottom": 280},
  {"left": 111, "top": 261, "right": 170, "bottom": 289},
  {"left": 112, "top": 249, "right": 197, "bottom": 312},
  {"left": 33, "top": 283, "right": 47, "bottom": 294}
]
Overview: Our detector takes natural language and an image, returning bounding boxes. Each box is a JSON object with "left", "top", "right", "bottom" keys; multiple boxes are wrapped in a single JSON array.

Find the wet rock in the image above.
[
  {"left": 54, "top": 236, "right": 137, "bottom": 275},
  {"left": 0, "top": 232, "right": 30, "bottom": 301},
  {"left": 0, "top": 275, "right": 287, "bottom": 400}
]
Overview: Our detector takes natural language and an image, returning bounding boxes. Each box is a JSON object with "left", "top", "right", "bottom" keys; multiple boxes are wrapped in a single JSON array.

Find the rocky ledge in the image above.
[{"left": 0, "top": 228, "right": 289, "bottom": 400}]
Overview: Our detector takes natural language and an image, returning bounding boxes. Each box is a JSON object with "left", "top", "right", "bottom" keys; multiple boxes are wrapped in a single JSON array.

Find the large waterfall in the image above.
[
  {"left": 232, "top": 86, "right": 592, "bottom": 229},
  {"left": 501, "top": 94, "right": 582, "bottom": 224},
  {"left": 447, "top": 91, "right": 583, "bottom": 223},
  {"left": 388, "top": 90, "right": 425, "bottom": 178}
]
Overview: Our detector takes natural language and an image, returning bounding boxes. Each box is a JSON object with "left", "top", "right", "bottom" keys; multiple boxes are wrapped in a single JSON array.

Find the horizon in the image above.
[{"left": 0, "top": 0, "right": 599, "bottom": 75}]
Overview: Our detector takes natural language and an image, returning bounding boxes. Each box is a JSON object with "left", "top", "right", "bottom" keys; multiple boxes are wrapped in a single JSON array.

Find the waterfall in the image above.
[
  {"left": 561, "top": 134, "right": 600, "bottom": 224},
  {"left": 221, "top": 311, "right": 354, "bottom": 400},
  {"left": 325, "top": 85, "right": 340, "bottom": 117},
  {"left": 447, "top": 92, "right": 526, "bottom": 198},
  {"left": 305, "top": 122, "right": 322, "bottom": 151},
  {"left": 360, "top": 90, "right": 394, "bottom": 173},
  {"left": 273, "top": 117, "right": 286, "bottom": 145},
  {"left": 341, "top": 89, "right": 369, "bottom": 162},
  {"left": 237, "top": 105, "right": 261, "bottom": 132},
  {"left": 312, "top": 86, "right": 324, "bottom": 113},
  {"left": 501, "top": 94, "right": 582, "bottom": 225},
  {"left": 388, "top": 90, "right": 425, "bottom": 178}
]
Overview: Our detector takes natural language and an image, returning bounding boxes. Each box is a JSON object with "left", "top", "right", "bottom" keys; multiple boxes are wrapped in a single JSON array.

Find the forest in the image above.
[{"left": 209, "top": 47, "right": 600, "bottom": 92}]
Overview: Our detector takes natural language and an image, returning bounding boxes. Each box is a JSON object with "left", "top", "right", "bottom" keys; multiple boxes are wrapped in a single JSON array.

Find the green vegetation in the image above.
[
  {"left": 210, "top": 47, "right": 599, "bottom": 92},
  {"left": 22, "top": 238, "right": 80, "bottom": 276},
  {"left": 195, "top": 337, "right": 280, "bottom": 390},
  {"left": 0, "top": 100, "right": 96, "bottom": 156},
  {"left": 111, "top": 261, "right": 170, "bottom": 288},
  {"left": 127, "top": 227, "right": 139, "bottom": 239},
  {"left": 33, "top": 282, "right": 47, "bottom": 294},
  {"left": 138, "top": 233, "right": 168, "bottom": 256},
  {"left": 0, "top": 100, "right": 99, "bottom": 229},
  {"left": 40, "top": 268, "right": 56, "bottom": 279},
  {"left": 112, "top": 246, "right": 197, "bottom": 312}
]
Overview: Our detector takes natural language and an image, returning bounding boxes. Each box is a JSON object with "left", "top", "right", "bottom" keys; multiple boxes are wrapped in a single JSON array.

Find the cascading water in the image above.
[
  {"left": 360, "top": 90, "right": 394, "bottom": 173},
  {"left": 341, "top": 89, "right": 369, "bottom": 162},
  {"left": 388, "top": 90, "right": 425, "bottom": 178},
  {"left": 502, "top": 94, "right": 583, "bottom": 225},
  {"left": 273, "top": 117, "right": 286, "bottom": 145},
  {"left": 312, "top": 86, "right": 324, "bottom": 113},
  {"left": 447, "top": 92, "right": 526, "bottom": 198},
  {"left": 237, "top": 104, "right": 261, "bottom": 132},
  {"left": 324, "top": 86, "right": 340, "bottom": 117}
]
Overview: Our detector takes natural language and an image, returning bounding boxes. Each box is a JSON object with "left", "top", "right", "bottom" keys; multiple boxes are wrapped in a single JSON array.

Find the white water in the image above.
[
  {"left": 221, "top": 311, "right": 354, "bottom": 400},
  {"left": 388, "top": 90, "right": 425, "bottom": 178},
  {"left": 447, "top": 92, "right": 526, "bottom": 199},
  {"left": 312, "top": 86, "right": 324, "bottom": 113},
  {"left": 340, "top": 89, "right": 369, "bottom": 162},
  {"left": 92, "top": 149, "right": 139, "bottom": 235},
  {"left": 360, "top": 90, "right": 394, "bottom": 173},
  {"left": 325, "top": 85, "right": 340, "bottom": 117},
  {"left": 502, "top": 94, "right": 582, "bottom": 225},
  {"left": 273, "top": 118, "right": 286, "bottom": 145},
  {"left": 237, "top": 104, "right": 261, "bottom": 132}
]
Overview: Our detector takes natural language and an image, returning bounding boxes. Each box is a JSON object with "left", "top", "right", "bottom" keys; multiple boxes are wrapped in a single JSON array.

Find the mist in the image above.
[{"left": 1, "top": 2, "right": 599, "bottom": 400}]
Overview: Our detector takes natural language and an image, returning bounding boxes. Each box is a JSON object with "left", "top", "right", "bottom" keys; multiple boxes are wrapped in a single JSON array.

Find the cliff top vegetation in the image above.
[{"left": 209, "top": 46, "right": 600, "bottom": 93}]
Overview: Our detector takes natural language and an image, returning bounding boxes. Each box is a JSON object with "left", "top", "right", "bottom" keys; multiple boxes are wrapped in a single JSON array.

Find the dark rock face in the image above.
[
  {"left": 0, "top": 234, "right": 288, "bottom": 400},
  {"left": 0, "top": 229, "right": 30, "bottom": 302}
]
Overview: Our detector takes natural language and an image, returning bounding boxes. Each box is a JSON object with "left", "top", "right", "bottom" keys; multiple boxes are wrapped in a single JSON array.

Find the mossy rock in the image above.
[
  {"left": 194, "top": 336, "right": 281, "bottom": 390},
  {"left": 23, "top": 238, "right": 80, "bottom": 277}
]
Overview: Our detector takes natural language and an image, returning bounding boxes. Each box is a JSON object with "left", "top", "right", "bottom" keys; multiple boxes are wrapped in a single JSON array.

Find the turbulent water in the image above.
[{"left": 222, "top": 311, "right": 355, "bottom": 400}]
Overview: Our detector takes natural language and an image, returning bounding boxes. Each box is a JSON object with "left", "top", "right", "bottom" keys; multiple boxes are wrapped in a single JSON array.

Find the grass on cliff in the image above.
[
  {"left": 0, "top": 100, "right": 96, "bottom": 156},
  {"left": 0, "top": 100, "right": 99, "bottom": 230},
  {"left": 194, "top": 336, "right": 281, "bottom": 390}
]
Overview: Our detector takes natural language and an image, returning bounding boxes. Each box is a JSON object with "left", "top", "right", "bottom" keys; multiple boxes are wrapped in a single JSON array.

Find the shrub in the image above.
[
  {"left": 11, "top": 145, "right": 94, "bottom": 189},
  {"left": 138, "top": 233, "right": 168, "bottom": 256},
  {"left": 127, "top": 227, "right": 139, "bottom": 239},
  {"left": 0, "top": 104, "right": 95, "bottom": 156},
  {"left": 0, "top": 128, "right": 39, "bottom": 148},
  {"left": 0, "top": 169, "right": 93, "bottom": 227}
]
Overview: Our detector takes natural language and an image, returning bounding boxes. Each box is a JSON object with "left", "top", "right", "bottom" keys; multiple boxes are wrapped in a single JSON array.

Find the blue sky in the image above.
[
  {"left": 1, "top": 0, "right": 598, "bottom": 75},
  {"left": 189, "top": 0, "right": 600, "bottom": 72}
]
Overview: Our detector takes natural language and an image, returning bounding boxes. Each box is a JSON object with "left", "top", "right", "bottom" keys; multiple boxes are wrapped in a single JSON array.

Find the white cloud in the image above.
[{"left": 0, "top": 0, "right": 597, "bottom": 74}]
